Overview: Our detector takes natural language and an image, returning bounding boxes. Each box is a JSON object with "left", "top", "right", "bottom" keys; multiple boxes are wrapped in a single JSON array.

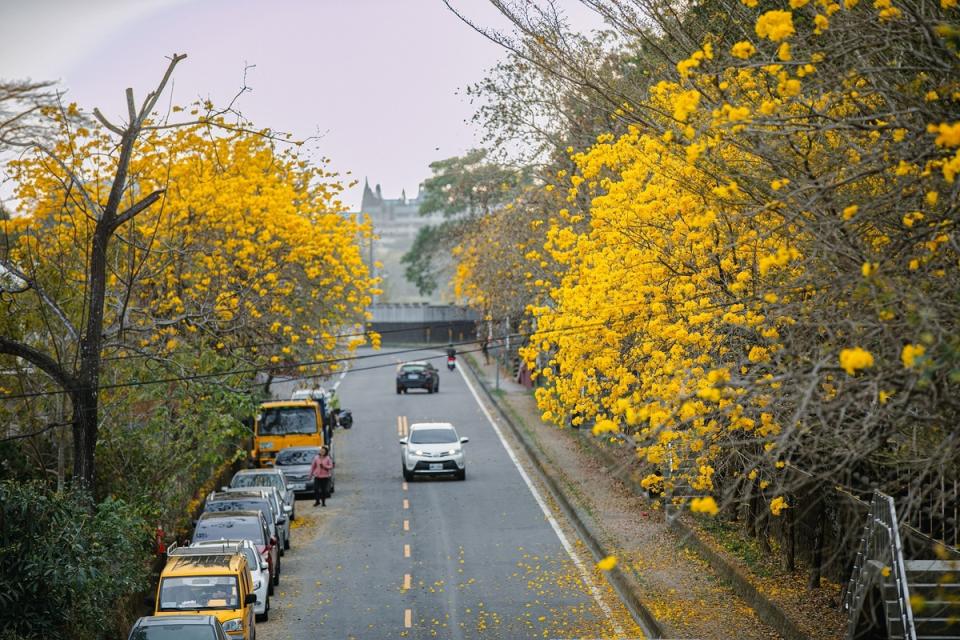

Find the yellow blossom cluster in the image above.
[{"left": 5, "top": 116, "right": 379, "bottom": 373}]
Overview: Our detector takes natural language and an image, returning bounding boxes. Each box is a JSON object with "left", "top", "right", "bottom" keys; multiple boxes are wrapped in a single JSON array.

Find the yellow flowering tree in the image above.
[
  {"left": 455, "top": 0, "right": 960, "bottom": 578},
  {"left": 0, "top": 55, "right": 377, "bottom": 492}
]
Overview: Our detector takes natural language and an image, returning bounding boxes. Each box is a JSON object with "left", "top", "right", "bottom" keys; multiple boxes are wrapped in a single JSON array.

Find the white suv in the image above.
[
  {"left": 189, "top": 538, "right": 271, "bottom": 621},
  {"left": 400, "top": 422, "right": 468, "bottom": 481}
]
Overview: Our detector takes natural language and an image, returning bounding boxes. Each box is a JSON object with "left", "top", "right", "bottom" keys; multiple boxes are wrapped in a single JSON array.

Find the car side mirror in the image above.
[
  {"left": 399, "top": 438, "right": 408, "bottom": 445},
  {"left": 460, "top": 437, "right": 470, "bottom": 444},
  {"left": 245, "top": 593, "right": 257, "bottom": 605}
]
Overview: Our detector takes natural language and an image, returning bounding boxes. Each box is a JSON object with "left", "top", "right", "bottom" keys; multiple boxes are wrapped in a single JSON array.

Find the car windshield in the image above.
[
  {"left": 130, "top": 625, "right": 217, "bottom": 640},
  {"left": 193, "top": 518, "right": 264, "bottom": 545},
  {"left": 231, "top": 474, "right": 283, "bottom": 492},
  {"left": 205, "top": 499, "right": 272, "bottom": 520},
  {"left": 160, "top": 576, "right": 240, "bottom": 611},
  {"left": 159, "top": 575, "right": 240, "bottom": 611},
  {"left": 409, "top": 428, "right": 458, "bottom": 444},
  {"left": 401, "top": 364, "right": 426, "bottom": 373},
  {"left": 276, "top": 449, "right": 318, "bottom": 465},
  {"left": 258, "top": 407, "right": 317, "bottom": 435}
]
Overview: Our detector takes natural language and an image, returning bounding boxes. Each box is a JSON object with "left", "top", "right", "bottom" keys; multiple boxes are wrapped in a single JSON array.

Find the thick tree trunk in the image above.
[
  {"left": 782, "top": 503, "right": 796, "bottom": 571},
  {"left": 72, "top": 179, "right": 114, "bottom": 489},
  {"left": 809, "top": 494, "right": 826, "bottom": 589}
]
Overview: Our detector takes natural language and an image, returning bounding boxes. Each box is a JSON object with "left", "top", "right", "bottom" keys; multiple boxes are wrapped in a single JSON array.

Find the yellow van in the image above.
[{"left": 151, "top": 542, "right": 257, "bottom": 639}]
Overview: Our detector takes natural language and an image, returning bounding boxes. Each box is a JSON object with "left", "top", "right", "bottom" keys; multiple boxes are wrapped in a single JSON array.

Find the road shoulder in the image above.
[{"left": 464, "top": 354, "right": 788, "bottom": 640}]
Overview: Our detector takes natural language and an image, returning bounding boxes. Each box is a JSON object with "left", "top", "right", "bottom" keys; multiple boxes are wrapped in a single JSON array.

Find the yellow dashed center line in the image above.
[
  {"left": 397, "top": 415, "right": 403, "bottom": 436},
  {"left": 402, "top": 481, "right": 408, "bottom": 491},
  {"left": 404, "top": 544, "right": 411, "bottom": 558},
  {"left": 403, "top": 573, "right": 411, "bottom": 590},
  {"left": 403, "top": 519, "right": 409, "bottom": 531},
  {"left": 401, "top": 415, "right": 409, "bottom": 436},
  {"left": 403, "top": 498, "right": 409, "bottom": 509},
  {"left": 404, "top": 608, "right": 412, "bottom": 628}
]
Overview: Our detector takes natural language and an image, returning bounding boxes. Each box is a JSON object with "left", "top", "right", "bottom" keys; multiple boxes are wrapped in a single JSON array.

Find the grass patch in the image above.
[{"left": 698, "top": 516, "right": 780, "bottom": 578}]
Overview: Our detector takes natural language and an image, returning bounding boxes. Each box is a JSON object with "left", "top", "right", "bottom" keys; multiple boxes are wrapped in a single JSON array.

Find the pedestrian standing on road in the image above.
[{"left": 310, "top": 446, "right": 334, "bottom": 507}]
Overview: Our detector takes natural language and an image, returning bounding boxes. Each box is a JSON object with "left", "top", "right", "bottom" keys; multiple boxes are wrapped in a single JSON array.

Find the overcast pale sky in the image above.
[{"left": 0, "top": 0, "right": 600, "bottom": 211}]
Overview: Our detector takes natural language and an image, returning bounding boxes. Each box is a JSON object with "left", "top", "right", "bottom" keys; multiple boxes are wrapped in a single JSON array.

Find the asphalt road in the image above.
[{"left": 260, "top": 348, "right": 630, "bottom": 640}]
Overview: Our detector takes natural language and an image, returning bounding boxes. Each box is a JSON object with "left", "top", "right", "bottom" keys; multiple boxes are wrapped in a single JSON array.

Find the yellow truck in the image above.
[{"left": 252, "top": 400, "right": 326, "bottom": 467}]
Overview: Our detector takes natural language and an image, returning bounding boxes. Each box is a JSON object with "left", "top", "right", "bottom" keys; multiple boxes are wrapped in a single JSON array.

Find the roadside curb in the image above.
[
  {"left": 576, "top": 434, "right": 812, "bottom": 640},
  {"left": 462, "top": 355, "right": 666, "bottom": 639}
]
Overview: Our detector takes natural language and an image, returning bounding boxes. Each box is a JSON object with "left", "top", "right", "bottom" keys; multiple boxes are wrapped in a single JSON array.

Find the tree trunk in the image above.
[
  {"left": 72, "top": 201, "right": 113, "bottom": 490},
  {"left": 782, "top": 503, "right": 796, "bottom": 572},
  {"left": 809, "top": 494, "right": 825, "bottom": 589}
]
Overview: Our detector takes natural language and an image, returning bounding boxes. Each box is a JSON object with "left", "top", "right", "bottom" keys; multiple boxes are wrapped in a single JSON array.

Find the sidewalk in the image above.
[{"left": 467, "top": 355, "right": 785, "bottom": 640}]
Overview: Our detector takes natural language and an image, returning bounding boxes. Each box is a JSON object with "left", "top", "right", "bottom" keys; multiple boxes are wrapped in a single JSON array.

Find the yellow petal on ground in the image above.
[{"left": 596, "top": 555, "right": 618, "bottom": 571}]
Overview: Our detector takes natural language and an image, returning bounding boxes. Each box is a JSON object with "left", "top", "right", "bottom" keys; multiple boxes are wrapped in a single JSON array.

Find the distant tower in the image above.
[{"left": 361, "top": 178, "right": 381, "bottom": 213}]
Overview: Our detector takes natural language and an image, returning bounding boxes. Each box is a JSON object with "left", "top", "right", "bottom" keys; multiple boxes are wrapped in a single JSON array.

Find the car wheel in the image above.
[
  {"left": 330, "top": 477, "right": 335, "bottom": 494},
  {"left": 427, "top": 384, "right": 433, "bottom": 394},
  {"left": 284, "top": 534, "right": 290, "bottom": 551},
  {"left": 273, "top": 566, "right": 280, "bottom": 586},
  {"left": 403, "top": 466, "right": 413, "bottom": 482},
  {"left": 456, "top": 468, "right": 466, "bottom": 481},
  {"left": 435, "top": 383, "right": 439, "bottom": 393},
  {"left": 396, "top": 386, "right": 402, "bottom": 394},
  {"left": 257, "top": 604, "right": 269, "bottom": 622},
  {"left": 268, "top": 575, "right": 274, "bottom": 596}
]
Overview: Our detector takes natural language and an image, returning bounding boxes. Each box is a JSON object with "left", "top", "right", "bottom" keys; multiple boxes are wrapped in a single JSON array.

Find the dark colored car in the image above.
[
  {"left": 274, "top": 446, "right": 335, "bottom": 496},
  {"left": 396, "top": 361, "right": 439, "bottom": 394},
  {"left": 204, "top": 490, "right": 286, "bottom": 555},
  {"left": 192, "top": 510, "right": 279, "bottom": 591},
  {"left": 127, "top": 615, "right": 228, "bottom": 640}
]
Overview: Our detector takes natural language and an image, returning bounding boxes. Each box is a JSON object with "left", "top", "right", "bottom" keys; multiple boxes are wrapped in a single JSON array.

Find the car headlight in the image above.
[
  {"left": 446, "top": 449, "right": 458, "bottom": 455},
  {"left": 221, "top": 618, "right": 244, "bottom": 632},
  {"left": 414, "top": 449, "right": 424, "bottom": 456}
]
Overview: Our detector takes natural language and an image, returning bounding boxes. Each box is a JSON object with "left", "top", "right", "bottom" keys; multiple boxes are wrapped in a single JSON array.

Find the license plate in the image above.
[
  {"left": 429, "top": 463, "right": 443, "bottom": 471},
  {"left": 293, "top": 483, "right": 306, "bottom": 491}
]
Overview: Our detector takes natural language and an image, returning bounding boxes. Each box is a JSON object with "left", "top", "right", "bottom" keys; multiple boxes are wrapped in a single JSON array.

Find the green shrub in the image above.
[{"left": 0, "top": 481, "right": 151, "bottom": 639}]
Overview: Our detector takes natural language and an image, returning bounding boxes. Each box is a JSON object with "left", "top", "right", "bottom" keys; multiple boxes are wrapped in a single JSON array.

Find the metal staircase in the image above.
[{"left": 845, "top": 491, "right": 960, "bottom": 640}]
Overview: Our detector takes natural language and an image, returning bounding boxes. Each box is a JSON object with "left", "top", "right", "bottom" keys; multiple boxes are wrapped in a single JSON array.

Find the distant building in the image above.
[{"left": 355, "top": 179, "right": 448, "bottom": 303}]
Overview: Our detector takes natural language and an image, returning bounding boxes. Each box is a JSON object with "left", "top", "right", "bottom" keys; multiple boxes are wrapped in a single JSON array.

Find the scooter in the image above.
[{"left": 446, "top": 356, "right": 456, "bottom": 371}]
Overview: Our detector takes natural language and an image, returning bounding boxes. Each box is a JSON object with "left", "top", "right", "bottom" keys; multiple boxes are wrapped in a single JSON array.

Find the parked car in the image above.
[
  {"left": 128, "top": 615, "right": 228, "bottom": 640},
  {"left": 223, "top": 485, "right": 291, "bottom": 552},
  {"left": 149, "top": 542, "right": 257, "bottom": 639},
  {"left": 396, "top": 361, "right": 439, "bottom": 394},
  {"left": 400, "top": 422, "right": 468, "bottom": 481},
  {"left": 192, "top": 511, "right": 279, "bottom": 591},
  {"left": 204, "top": 490, "right": 287, "bottom": 556},
  {"left": 273, "top": 446, "right": 329, "bottom": 496},
  {"left": 190, "top": 539, "right": 270, "bottom": 622},
  {"left": 230, "top": 468, "right": 296, "bottom": 522}
]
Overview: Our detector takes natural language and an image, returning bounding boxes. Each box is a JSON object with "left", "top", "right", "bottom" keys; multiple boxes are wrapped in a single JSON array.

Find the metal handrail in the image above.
[{"left": 845, "top": 491, "right": 916, "bottom": 640}]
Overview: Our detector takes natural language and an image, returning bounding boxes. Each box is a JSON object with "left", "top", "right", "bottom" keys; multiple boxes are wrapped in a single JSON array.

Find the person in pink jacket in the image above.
[{"left": 310, "top": 446, "right": 334, "bottom": 507}]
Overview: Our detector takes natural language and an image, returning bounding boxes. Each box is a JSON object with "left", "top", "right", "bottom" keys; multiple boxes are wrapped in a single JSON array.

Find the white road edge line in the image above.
[{"left": 458, "top": 364, "right": 626, "bottom": 637}]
